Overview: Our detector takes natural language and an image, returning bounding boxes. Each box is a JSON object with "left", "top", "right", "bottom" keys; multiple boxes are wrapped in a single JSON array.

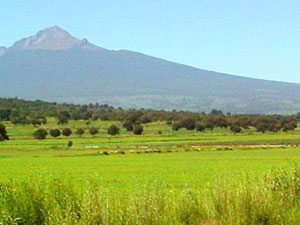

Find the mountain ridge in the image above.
[
  {"left": 1, "top": 26, "right": 300, "bottom": 114},
  {"left": 9, "top": 26, "right": 104, "bottom": 51},
  {"left": 2, "top": 26, "right": 298, "bottom": 86}
]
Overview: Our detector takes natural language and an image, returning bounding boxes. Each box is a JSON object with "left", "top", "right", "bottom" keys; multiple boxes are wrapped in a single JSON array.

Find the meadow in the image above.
[{"left": 1, "top": 118, "right": 300, "bottom": 224}]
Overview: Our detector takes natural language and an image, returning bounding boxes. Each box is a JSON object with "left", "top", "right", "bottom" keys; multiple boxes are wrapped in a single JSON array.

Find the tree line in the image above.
[
  {"left": 32, "top": 124, "right": 144, "bottom": 140},
  {"left": 0, "top": 97, "right": 299, "bottom": 142},
  {"left": 171, "top": 114, "right": 298, "bottom": 133}
]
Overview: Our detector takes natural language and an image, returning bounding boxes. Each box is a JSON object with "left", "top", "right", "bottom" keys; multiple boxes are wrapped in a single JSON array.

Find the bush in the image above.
[
  {"left": 67, "top": 141, "right": 73, "bottom": 148},
  {"left": 256, "top": 122, "right": 268, "bottom": 133},
  {"left": 62, "top": 128, "right": 72, "bottom": 137},
  {"left": 172, "top": 122, "right": 182, "bottom": 131},
  {"left": 203, "top": 120, "right": 214, "bottom": 130},
  {"left": 133, "top": 125, "right": 144, "bottom": 135},
  {"left": 107, "top": 124, "right": 120, "bottom": 136},
  {"left": 139, "top": 115, "right": 151, "bottom": 124},
  {"left": 182, "top": 118, "right": 196, "bottom": 130},
  {"left": 196, "top": 122, "right": 205, "bottom": 132},
  {"left": 230, "top": 125, "right": 242, "bottom": 133},
  {"left": 33, "top": 128, "right": 48, "bottom": 140},
  {"left": 10, "top": 115, "right": 29, "bottom": 125},
  {"left": 31, "top": 119, "right": 42, "bottom": 127},
  {"left": 50, "top": 129, "right": 61, "bottom": 138},
  {"left": 57, "top": 111, "right": 70, "bottom": 125},
  {"left": 166, "top": 120, "right": 173, "bottom": 126},
  {"left": 75, "top": 128, "right": 85, "bottom": 137},
  {"left": 123, "top": 120, "right": 134, "bottom": 131},
  {"left": 0, "top": 123, "right": 9, "bottom": 141},
  {"left": 91, "top": 114, "right": 99, "bottom": 121},
  {"left": 102, "top": 151, "right": 109, "bottom": 155},
  {"left": 89, "top": 127, "right": 99, "bottom": 136},
  {"left": 282, "top": 121, "right": 297, "bottom": 132},
  {"left": 0, "top": 109, "right": 11, "bottom": 121}
]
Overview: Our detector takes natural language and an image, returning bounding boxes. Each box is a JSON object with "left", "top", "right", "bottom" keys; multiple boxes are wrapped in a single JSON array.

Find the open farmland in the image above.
[
  {"left": 1, "top": 119, "right": 300, "bottom": 224},
  {"left": 1, "top": 119, "right": 300, "bottom": 187}
]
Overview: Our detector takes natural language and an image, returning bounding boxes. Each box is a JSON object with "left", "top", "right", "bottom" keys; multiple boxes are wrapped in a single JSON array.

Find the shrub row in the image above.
[{"left": 33, "top": 124, "right": 144, "bottom": 140}]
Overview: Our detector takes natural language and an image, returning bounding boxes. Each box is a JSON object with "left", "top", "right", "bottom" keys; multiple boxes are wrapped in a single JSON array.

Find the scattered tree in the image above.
[
  {"left": 196, "top": 122, "right": 205, "bottom": 132},
  {"left": 230, "top": 125, "right": 242, "bottom": 134},
  {"left": 31, "top": 119, "right": 41, "bottom": 127},
  {"left": 182, "top": 118, "right": 196, "bottom": 130},
  {"left": 0, "top": 123, "right": 9, "bottom": 141},
  {"left": 108, "top": 124, "right": 120, "bottom": 136},
  {"left": 139, "top": 115, "right": 151, "bottom": 124},
  {"left": 172, "top": 122, "right": 182, "bottom": 131},
  {"left": 57, "top": 111, "right": 70, "bottom": 125},
  {"left": 62, "top": 128, "right": 72, "bottom": 137},
  {"left": 203, "top": 119, "right": 214, "bottom": 130},
  {"left": 256, "top": 122, "right": 268, "bottom": 133},
  {"left": 67, "top": 141, "right": 73, "bottom": 148},
  {"left": 282, "top": 121, "right": 297, "bottom": 132},
  {"left": 10, "top": 115, "right": 29, "bottom": 125},
  {"left": 31, "top": 116, "right": 47, "bottom": 126},
  {"left": 89, "top": 127, "right": 99, "bottom": 136},
  {"left": 166, "top": 120, "right": 172, "bottom": 126},
  {"left": 33, "top": 128, "right": 48, "bottom": 140},
  {"left": 0, "top": 109, "right": 11, "bottom": 121},
  {"left": 123, "top": 120, "right": 134, "bottom": 131},
  {"left": 210, "top": 109, "right": 224, "bottom": 116},
  {"left": 75, "top": 128, "right": 85, "bottom": 137},
  {"left": 133, "top": 125, "right": 144, "bottom": 135},
  {"left": 50, "top": 129, "right": 61, "bottom": 138}
]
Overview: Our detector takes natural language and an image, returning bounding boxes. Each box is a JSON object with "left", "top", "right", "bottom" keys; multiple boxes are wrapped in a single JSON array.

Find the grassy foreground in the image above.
[{"left": 1, "top": 167, "right": 300, "bottom": 225}]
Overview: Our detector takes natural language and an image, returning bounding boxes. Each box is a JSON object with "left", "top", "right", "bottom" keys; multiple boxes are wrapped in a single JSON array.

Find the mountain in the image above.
[
  {"left": 0, "top": 47, "right": 6, "bottom": 56},
  {"left": 0, "top": 26, "right": 300, "bottom": 114},
  {"left": 11, "top": 26, "right": 103, "bottom": 51}
]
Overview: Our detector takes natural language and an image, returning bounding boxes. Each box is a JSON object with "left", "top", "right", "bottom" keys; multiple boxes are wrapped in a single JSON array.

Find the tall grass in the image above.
[{"left": 1, "top": 167, "right": 300, "bottom": 225}]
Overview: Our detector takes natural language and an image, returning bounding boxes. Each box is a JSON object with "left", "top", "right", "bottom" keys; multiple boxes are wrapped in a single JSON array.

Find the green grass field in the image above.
[
  {"left": 1, "top": 119, "right": 300, "bottom": 188},
  {"left": 1, "top": 119, "right": 300, "bottom": 224}
]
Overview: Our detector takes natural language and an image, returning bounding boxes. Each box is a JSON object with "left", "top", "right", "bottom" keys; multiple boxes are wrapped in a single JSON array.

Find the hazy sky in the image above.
[{"left": 1, "top": 0, "right": 299, "bottom": 83}]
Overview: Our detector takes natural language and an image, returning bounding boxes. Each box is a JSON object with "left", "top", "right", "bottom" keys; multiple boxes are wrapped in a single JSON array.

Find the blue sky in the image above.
[{"left": 1, "top": 0, "right": 300, "bottom": 83}]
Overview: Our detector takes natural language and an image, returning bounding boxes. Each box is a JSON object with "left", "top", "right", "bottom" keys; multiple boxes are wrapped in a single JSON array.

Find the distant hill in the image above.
[{"left": 0, "top": 26, "right": 300, "bottom": 114}]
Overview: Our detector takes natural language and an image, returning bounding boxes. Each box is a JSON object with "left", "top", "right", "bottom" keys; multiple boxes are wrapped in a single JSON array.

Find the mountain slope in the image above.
[
  {"left": 0, "top": 47, "right": 6, "bottom": 56},
  {"left": 11, "top": 26, "right": 103, "bottom": 51},
  {"left": 0, "top": 26, "right": 300, "bottom": 114}
]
